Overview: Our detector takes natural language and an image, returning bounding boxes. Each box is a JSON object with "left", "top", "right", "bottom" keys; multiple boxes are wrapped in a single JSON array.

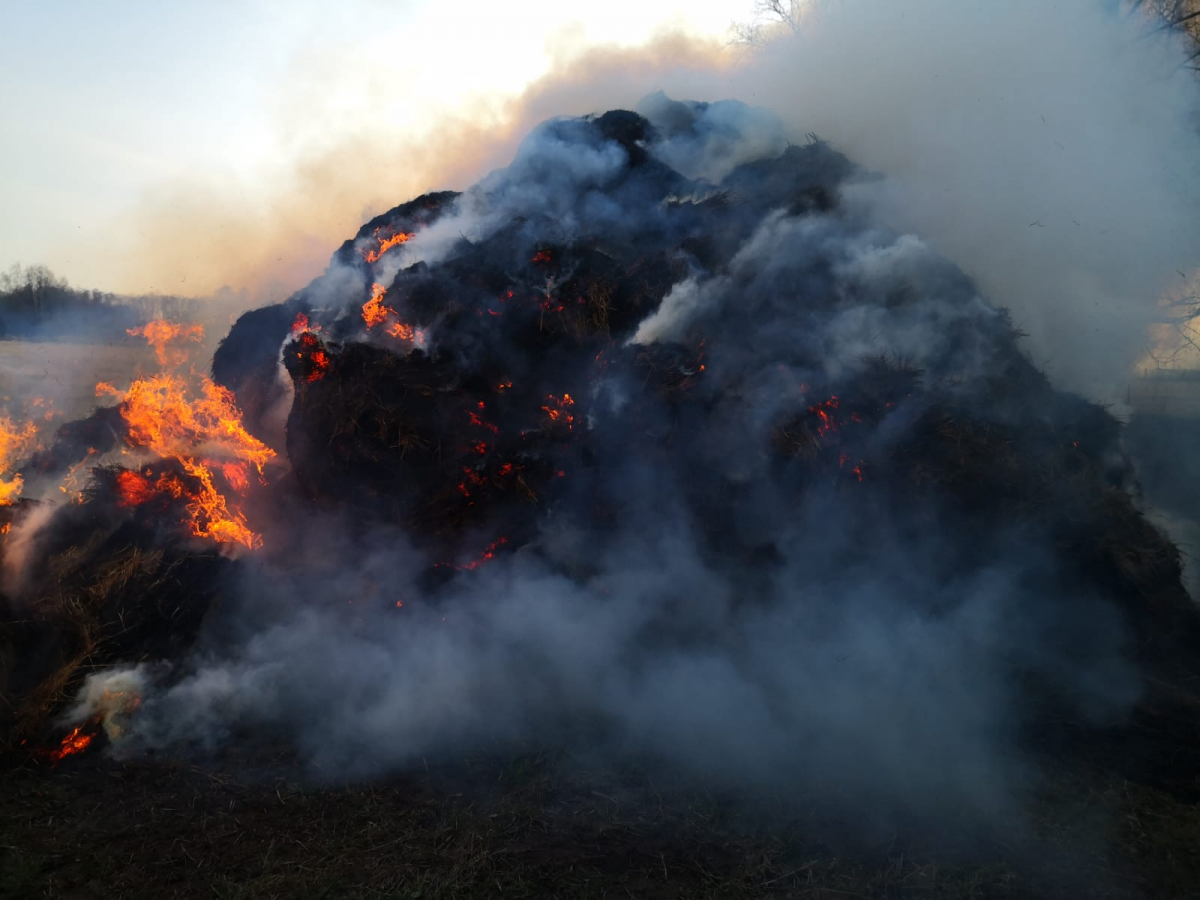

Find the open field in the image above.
[
  {"left": 0, "top": 340, "right": 158, "bottom": 424},
  {"left": 3, "top": 743, "right": 1200, "bottom": 900}
]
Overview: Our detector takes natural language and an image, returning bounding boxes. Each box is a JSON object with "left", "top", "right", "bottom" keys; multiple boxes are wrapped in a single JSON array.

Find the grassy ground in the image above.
[{"left": 1, "top": 742, "right": 1198, "bottom": 900}]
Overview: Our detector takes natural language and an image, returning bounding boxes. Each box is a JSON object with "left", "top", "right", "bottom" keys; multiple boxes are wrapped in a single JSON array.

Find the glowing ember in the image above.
[
  {"left": 531, "top": 249, "right": 552, "bottom": 263},
  {"left": 127, "top": 320, "right": 205, "bottom": 367},
  {"left": 363, "top": 229, "right": 415, "bottom": 263},
  {"left": 0, "top": 414, "right": 37, "bottom": 506},
  {"left": 48, "top": 726, "right": 93, "bottom": 762},
  {"left": 294, "top": 333, "right": 330, "bottom": 383},
  {"left": 466, "top": 408, "right": 500, "bottom": 434},
  {"left": 460, "top": 536, "right": 510, "bottom": 570},
  {"left": 438, "top": 535, "right": 512, "bottom": 572},
  {"left": 457, "top": 466, "right": 489, "bottom": 501},
  {"left": 808, "top": 395, "right": 840, "bottom": 437},
  {"left": 115, "top": 469, "right": 159, "bottom": 507},
  {"left": 541, "top": 394, "right": 576, "bottom": 431}
]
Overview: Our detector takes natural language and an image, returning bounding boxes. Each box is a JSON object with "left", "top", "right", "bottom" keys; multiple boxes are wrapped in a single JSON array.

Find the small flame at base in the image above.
[{"left": 47, "top": 725, "right": 93, "bottom": 762}]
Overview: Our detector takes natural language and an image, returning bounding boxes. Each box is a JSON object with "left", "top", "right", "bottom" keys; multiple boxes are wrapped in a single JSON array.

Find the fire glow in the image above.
[
  {"left": 128, "top": 320, "right": 205, "bottom": 368},
  {"left": 0, "top": 415, "right": 38, "bottom": 506}
]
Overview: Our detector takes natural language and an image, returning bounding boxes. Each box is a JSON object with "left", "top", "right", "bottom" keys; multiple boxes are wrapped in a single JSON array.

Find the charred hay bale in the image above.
[
  {"left": 331, "top": 190, "right": 460, "bottom": 270},
  {"left": 211, "top": 301, "right": 314, "bottom": 444},
  {"left": 721, "top": 141, "right": 856, "bottom": 214},
  {"left": 0, "top": 496, "right": 228, "bottom": 745},
  {"left": 26, "top": 404, "right": 126, "bottom": 476},
  {"left": 283, "top": 338, "right": 566, "bottom": 537},
  {"left": 879, "top": 402, "right": 1186, "bottom": 625}
]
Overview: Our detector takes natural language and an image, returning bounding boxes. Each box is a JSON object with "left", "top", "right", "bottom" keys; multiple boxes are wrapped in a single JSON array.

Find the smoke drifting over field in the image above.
[{"left": 7, "top": 0, "right": 1199, "bottom": 847}]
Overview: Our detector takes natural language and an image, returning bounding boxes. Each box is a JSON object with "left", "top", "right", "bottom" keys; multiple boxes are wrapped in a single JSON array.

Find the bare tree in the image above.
[
  {"left": 1132, "top": 0, "right": 1200, "bottom": 68},
  {"left": 730, "top": 0, "right": 806, "bottom": 47}
]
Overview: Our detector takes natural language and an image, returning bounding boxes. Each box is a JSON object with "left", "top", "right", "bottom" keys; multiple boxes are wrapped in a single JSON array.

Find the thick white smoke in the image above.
[{"left": 709, "top": 0, "right": 1200, "bottom": 401}]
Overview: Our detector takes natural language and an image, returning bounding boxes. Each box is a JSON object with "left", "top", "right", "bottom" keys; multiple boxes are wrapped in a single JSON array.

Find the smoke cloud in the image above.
[
  {"left": 106, "top": 32, "right": 730, "bottom": 302},
  {"left": 710, "top": 0, "right": 1200, "bottom": 401}
]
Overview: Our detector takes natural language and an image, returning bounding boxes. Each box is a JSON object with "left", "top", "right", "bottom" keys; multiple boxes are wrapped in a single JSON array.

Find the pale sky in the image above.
[{"left": 0, "top": 0, "right": 742, "bottom": 293}]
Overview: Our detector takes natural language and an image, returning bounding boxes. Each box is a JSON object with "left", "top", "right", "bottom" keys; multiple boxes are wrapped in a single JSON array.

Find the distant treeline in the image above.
[{"left": 0, "top": 264, "right": 198, "bottom": 342}]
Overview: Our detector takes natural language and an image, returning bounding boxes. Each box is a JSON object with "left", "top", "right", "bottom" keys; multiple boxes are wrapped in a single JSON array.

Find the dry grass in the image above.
[
  {"left": 0, "top": 513, "right": 225, "bottom": 748},
  {"left": 6, "top": 740, "right": 1200, "bottom": 900},
  {"left": 0, "top": 751, "right": 1038, "bottom": 900}
]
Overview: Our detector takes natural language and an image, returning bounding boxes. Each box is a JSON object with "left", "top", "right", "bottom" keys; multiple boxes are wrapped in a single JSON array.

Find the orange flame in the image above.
[
  {"left": 58, "top": 447, "right": 98, "bottom": 504},
  {"left": 387, "top": 322, "right": 413, "bottom": 340},
  {"left": 363, "top": 229, "right": 414, "bottom": 263},
  {"left": 99, "top": 374, "right": 274, "bottom": 549},
  {"left": 363, "top": 283, "right": 394, "bottom": 328},
  {"left": 115, "top": 463, "right": 262, "bottom": 549},
  {"left": 48, "top": 726, "right": 93, "bottom": 762},
  {"left": 364, "top": 284, "right": 423, "bottom": 342},
  {"left": 102, "top": 376, "right": 274, "bottom": 472},
  {"left": 0, "top": 415, "right": 38, "bottom": 506},
  {"left": 127, "top": 320, "right": 205, "bottom": 367}
]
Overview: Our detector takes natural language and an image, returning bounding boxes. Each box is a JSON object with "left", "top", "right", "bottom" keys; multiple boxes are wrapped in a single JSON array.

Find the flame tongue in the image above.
[
  {"left": 363, "top": 283, "right": 394, "bottom": 328},
  {"left": 0, "top": 415, "right": 38, "bottom": 506},
  {"left": 115, "top": 460, "right": 262, "bottom": 549},
  {"left": 362, "top": 284, "right": 423, "bottom": 343},
  {"left": 127, "top": 320, "right": 205, "bottom": 367},
  {"left": 102, "top": 375, "right": 274, "bottom": 472},
  {"left": 363, "top": 229, "right": 414, "bottom": 263}
]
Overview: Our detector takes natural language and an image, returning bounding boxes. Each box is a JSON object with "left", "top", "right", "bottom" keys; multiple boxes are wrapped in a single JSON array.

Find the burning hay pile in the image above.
[{"left": 0, "top": 98, "right": 1195, "bottom": 812}]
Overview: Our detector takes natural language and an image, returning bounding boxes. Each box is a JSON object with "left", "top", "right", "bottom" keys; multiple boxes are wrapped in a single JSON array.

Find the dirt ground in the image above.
[{"left": 3, "top": 737, "right": 1199, "bottom": 900}]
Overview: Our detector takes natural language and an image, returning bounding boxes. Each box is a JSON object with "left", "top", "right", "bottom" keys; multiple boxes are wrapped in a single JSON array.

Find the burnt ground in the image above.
[{"left": 1, "top": 733, "right": 1199, "bottom": 900}]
